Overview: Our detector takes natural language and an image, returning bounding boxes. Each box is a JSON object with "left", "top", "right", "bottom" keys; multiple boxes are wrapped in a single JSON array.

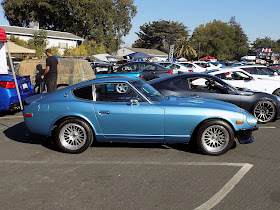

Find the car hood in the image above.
[{"left": 159, "top": 96, "right": 242, "bottom": 112}]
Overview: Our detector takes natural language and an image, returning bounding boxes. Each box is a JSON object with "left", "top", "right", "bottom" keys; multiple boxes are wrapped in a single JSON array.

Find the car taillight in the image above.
[
  {"left": 188, "top": 70, "right": 194, "bottom": 72},
  {"left": 226, "top": 72, "right": 230, "bottom": 76},
  {"left": 167, "top": 70, "right": 173, "bottom": 75},
  {"left": 0, "top": 81, "right": 16, "bottom": 89},
  {"left": 139, "top": 74, "right": 143, "bottom": 79}
]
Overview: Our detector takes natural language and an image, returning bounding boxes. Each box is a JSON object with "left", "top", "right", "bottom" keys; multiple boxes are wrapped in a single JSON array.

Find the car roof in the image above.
[
  {"left": 209, "top": 67, "right": 248, "bottom": 74},
  {"left": 149, "top": 72, "right": 218, "bottom": 84}
]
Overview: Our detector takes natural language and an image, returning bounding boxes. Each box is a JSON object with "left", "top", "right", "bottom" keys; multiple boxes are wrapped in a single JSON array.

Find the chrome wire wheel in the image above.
[
  {"left": 253, "top": 101, "right": 276, "bottom": 123},
  {"left": 201, "top": 125, "right": 230, "bottom": 154},
  {"left": 59, "top": 123, "right": 87, "bottom": 151}
]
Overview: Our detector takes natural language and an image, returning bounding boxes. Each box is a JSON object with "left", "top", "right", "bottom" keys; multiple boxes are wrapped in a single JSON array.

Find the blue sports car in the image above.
[
  {"left": 0, "top": 72, "right": 34, "bottom": 111},
  {"left": 23, "top": 77, "right": 258, "bottom": 155}
]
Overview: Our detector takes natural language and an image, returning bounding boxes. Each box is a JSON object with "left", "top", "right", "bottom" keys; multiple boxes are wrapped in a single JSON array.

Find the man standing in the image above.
[{"left": 41, "top": 49, "right": 59, "bottom": 93}]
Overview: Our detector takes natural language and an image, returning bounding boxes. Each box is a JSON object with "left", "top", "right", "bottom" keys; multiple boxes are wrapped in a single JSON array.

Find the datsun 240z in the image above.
[{"left": 23, "top": 77, "right": 258, "bottom": 155}]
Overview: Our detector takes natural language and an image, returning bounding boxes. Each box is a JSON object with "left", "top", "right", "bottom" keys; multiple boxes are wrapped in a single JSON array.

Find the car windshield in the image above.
[{"left": 130, "top": 80, "right": 165, "bottom": 103}]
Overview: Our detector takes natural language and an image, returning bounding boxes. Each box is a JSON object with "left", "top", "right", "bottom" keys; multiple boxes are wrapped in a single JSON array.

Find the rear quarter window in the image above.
[{"left": 72, "top": 85, "right": 93, "bottom": 100}]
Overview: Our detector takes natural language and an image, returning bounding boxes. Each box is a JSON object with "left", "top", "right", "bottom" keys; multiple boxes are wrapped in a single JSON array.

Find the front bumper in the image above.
[{"left": 235, "top": 126, "right": 258, "bottom": 144}]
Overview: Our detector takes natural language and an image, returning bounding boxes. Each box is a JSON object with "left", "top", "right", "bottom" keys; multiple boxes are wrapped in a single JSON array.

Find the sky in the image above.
[{"left": 1, "top": 0, "right": 280, "bottom": 47}]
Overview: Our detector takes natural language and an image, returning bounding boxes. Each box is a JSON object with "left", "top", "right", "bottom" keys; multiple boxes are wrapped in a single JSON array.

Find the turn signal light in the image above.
[
  {"left": 25, "top": 113, "right": 33, "bottom": 117},
  {"left": 0, "top": 81, "right": 16, "bottom": 89},
  {"left": 236, "top": 121, "right": 243, "bottom": 124}
]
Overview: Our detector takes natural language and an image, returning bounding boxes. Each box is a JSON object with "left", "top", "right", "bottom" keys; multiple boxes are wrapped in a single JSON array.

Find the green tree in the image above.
[
  {"left": 1, "top": 0, "right": 137, "bottom": 53},
  {"left": 83, "top": 40, "right": 107, "bottom": 56},
  {"left": 228, "top": 16, "right": 249, "bottom": 60},
  {"left": 27, "top": 30, "right": 48, "bottom": 57},
  {"left": 174, "top": 36, "right": 197, "bottom": 59},
  {"left": 191, "top": 18, "right": 249, "bottom": 60},
  {"left": 251, "top": 37, "right": 280, "bottom": 52},
  {"left": 8, "top": 35, "right": 29, "bottom": 48},
  {"left": 133, "top": 20, "right": 189, "bottom": 53}
]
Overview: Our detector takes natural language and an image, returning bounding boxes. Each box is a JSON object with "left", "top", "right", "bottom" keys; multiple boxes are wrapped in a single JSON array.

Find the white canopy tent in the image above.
[{"left": 4, "top": 41, "right": 36, "bottom": 54}]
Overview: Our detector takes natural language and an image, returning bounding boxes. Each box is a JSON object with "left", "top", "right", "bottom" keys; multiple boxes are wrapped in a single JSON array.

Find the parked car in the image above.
[
  {"left": 193, "top": 61, "right": 221, "bottom": 70},
  {"left": 234, "top": 65, "right": 280, "bottom": 80},
  {"left": 94, "top": 65, "right": 143, "bottom": 79},
  {"left": 209, "top": 68, "right": 280, "bottom": 97},
  {"left": 23, "top": 76, "right": 258, "bottom": 155},
  {"left": 149, "top": 73, "right": 280, "bottom": 123},
  {"left": 179, "top": 62, "right": 208, "bottom": 72},
  {"left": 116, "top": 61, "right": 173, "bottom": 80},
  {"left": 0, "top": 72, "right": 34, "bottom": 111},
  {"left": 157, "top": 62, "right": 194, "bottom": 73}
]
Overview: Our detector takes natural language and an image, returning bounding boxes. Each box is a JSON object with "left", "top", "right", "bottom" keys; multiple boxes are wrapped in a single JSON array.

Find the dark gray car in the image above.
[
  {"left": 149, "top": 73, "right": 280, "bottom": 123},
  {"left": 116, "top": 61, "right": 173, "bottom": 81}
]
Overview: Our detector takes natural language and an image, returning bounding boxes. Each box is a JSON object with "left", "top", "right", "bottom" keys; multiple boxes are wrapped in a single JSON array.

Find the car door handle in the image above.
[
  {"left": 190, "top": 94, "right": 199, "bottom": 97},
  {"left": 98, "top": 111, "right": 110, "bottom": 115}
]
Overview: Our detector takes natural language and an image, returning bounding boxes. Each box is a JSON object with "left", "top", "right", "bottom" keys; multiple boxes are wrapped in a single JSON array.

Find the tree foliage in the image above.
[
  {"left": 191, "top": 18, "right": 249, "bottom": 60},
  {"left": 252, "top": 37, "right": 280, "bottom": 52},
  {"left": 1, "top": 0, "right": 137, "bottom": 53},
  {"left": 174, "top": 36, "right": 197, "bottom": 59},
  {"left": 133, "top": 20, "right": 189, "bottom": 53},
  {"left": 27, "top": 30, "right": 48, "bottom": 57}
]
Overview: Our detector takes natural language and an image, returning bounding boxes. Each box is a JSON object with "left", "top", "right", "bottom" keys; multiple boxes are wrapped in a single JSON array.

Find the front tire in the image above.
[
  {"left": 252, "top": 100, "right": 276, "bottom": 123},
  {"left": 196, "top": 120, "right": 234, "bottom": 155},
  {"left": 55, "top": 118, "right": 93, "bottom": 153}
]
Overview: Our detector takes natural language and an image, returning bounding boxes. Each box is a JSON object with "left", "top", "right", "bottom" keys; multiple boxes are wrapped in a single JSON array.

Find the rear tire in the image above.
[
  {"left": 196, "top": 120, "right": 234, "bottom": 155},
  {"left": 55, "top": 118, "right": 93, "bottom": 153}
]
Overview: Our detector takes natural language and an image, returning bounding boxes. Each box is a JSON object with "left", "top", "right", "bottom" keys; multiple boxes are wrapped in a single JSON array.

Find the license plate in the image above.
[{"left": 22, "top": 83, "right": 28, "bottom": 89}]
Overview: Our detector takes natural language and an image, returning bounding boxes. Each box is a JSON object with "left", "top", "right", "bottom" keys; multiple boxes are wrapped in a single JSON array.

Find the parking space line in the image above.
[
  {"left": 0, "top": 160, "right": 252, "bottom": 209},
  {"left": 195, "top": 163, "right": 253, "bottom": 210},
  {"left": 258, "top": 126, "right": 276, "bottom": 129},
  {"left": 0, "top": 116, "right": 23, "bottom": 119}
]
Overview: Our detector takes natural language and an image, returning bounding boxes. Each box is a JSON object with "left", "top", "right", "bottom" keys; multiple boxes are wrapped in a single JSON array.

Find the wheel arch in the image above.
[
  {"left": 51, "top": 115, "right": 97, "bottom": 139},
  {"left": 250, "top": 98, "right": 277, "bottom": 113},
  {"left": 190, "top": 118, "right": 235, "bottom": 144}
]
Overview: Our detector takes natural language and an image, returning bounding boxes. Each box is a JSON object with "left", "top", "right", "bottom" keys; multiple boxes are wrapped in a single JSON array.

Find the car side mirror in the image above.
[{"left": 130, "top": 99, "right": 139, "bottom": 105}]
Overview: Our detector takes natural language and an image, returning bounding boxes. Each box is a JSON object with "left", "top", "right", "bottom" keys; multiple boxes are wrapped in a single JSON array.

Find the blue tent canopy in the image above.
[{"left": 125, "top": 52, "right": 153, "bottom": 59}]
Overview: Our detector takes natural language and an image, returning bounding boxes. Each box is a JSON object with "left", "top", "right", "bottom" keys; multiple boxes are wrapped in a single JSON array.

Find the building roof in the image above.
[
  {"left": 0, "top": 25, "right": 84, "bottom": 41},
  {"left": 128, "top": 48, "right": 168, "bottom": 57}
]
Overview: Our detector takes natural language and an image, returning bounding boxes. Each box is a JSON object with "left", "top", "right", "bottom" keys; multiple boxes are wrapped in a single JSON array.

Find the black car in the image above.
[
  {"left": 116, "top": 61, "right": 173, "bottom": 81},
  {"left": 149, "top": 73, "right": 280, "bottom": 123}
]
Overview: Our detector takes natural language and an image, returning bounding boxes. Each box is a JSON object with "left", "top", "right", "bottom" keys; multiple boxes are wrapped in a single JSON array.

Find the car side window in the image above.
[
  {"left": 94, "top": 83, "right": 145, "bottom": 103},
  {"left": 172, "top": 78, "right": 190, "bottom": 90},
  {"left": 72, "top": 85, "right": 93, "bottom": 101},
  {"left": 118, "top": 64, "right": 137, "bottom": 72}
]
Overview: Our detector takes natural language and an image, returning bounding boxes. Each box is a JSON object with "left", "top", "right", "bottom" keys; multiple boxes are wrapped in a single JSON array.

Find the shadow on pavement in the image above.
[
  {"left": 4, "top": 122, "right": 202, "bottom": 155},
  {"left": 3, "top": 122, "right": 60, "bottom": 152}
]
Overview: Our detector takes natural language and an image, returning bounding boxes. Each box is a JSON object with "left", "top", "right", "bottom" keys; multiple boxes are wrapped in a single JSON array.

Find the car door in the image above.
[
  {"left": 174, "top": 77, "right": 241, "bottom": 107},
  {"left": 93, "top": 82, "right": 164, "bottom": 142}
]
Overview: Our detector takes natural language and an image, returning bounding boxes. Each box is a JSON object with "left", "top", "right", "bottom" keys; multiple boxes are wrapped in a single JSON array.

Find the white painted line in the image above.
[
  {"left": 0, "top": 160, "right": 252, "bottom": 209},
  {"left": 0, "top": 116, "right": 23, "bottom": 119},
  {"left": 258, "top": 126, "right": 276, "bottom": 129},
  {"left": 194, "top": 163, "right": 253, "bottom": 210}
]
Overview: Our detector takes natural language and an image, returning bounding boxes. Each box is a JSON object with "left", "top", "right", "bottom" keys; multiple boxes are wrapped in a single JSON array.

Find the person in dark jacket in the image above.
[{"left": 41, "top": 49, "right": 59, "bottom": 93}]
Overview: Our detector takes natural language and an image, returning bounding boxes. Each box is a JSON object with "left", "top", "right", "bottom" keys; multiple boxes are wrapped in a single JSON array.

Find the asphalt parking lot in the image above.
[{"left": 1, "top": 111, "right": 280, "bottom": 209}]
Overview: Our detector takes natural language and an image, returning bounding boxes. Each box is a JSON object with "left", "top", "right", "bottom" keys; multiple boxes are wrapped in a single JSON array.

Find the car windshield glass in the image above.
[{"left": 130, "top": 80, "right": 165, "bottom": 103}]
